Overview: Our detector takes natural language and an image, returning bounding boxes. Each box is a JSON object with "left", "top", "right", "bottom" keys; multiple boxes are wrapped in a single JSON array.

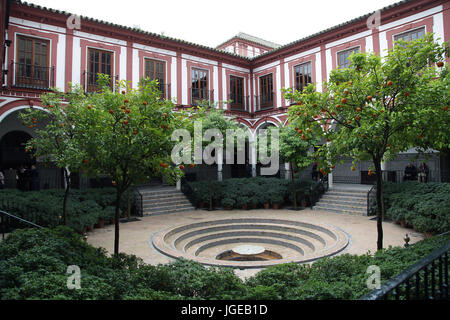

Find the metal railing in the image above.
[
  {"left": 228, "top": 94, "right": 249, "bottom": 111},
  {"left": 191, "top": 88, "right": 214, "bottom": 106},
  {"left": 133, "top": 187, "right": 144, "bottom": 217},
  {"left": 10, "top": 61, "right": 54, "bottom": 89},
  {"left": 255, "top": 92, "right": 274, "bottom": 110},
  {"left": 1, "top": 209, "right": 43, "bottom": 240},
  {"left": 360, "top": 237, "right": 449, "bottom": 300},
  {"left": 83, "top": 71, "right": 118, "bottom": 93},
  {"left": 367, "top": 184, "right": 376, "bottom": 216}
]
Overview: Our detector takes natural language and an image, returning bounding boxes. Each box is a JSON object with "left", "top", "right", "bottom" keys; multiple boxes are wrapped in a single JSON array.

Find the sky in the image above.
[{"left": 27, "top": 0, "right": 402, "bottom": 48}]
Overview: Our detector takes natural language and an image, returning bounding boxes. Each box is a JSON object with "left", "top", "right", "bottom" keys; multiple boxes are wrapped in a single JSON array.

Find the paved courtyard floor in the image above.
[{"left": 87, "top": 208, "right": 424, "bottom": 279}]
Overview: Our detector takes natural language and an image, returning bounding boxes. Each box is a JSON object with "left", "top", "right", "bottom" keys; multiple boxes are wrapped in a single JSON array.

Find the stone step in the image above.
[
  {"left": 319, "top": 197, "right": 366, "bottom": 206},
  {"left": 143, "top": 205, "right": 196, "bottom": 216},
  {"left": 143, "top": 198, "right": 191, "bottom": 207},
  {"left": 313, "top": 204, "right": 366, "bottom": 215},
  {"left": 325, "top": 191, "right": 368, "bottom": 198},
  {"left": 143, "top": 201, "right": 193, "bottom": 212},
  {"left": 314, "top": 201, "right": 366, "bottom": 210}
]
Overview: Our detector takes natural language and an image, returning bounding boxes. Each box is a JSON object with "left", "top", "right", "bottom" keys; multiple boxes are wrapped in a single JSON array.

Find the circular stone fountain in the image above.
[{"left": 152, "top": 218, "right": 349, "bottom": 268}]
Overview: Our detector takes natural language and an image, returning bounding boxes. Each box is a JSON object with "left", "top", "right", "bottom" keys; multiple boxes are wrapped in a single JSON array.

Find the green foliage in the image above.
[
  {"left": 186, "top": 177, "right": 324, "bottom": 209},
  {"left": 0, "top": 226, "right": 448, "bottom": 300},
  {"left": 382, "top": 182, "right": 450, "bottom": 234},
  {"left": 0, "top": 188, "right": 133, "bottom": 233}
]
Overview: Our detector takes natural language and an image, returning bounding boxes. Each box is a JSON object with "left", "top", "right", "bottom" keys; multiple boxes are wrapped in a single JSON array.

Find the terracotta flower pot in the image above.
[
  {"left": 225, "top": 205, "right": 232, "bottom": 210},
  {"left": 97, "top": 218, "right": 105, "bottom": 228},
  {"left": 264, "top": 203, "right": 270, "bottom": 209},
  {"left": 400, "top": 220, "right": 407, "bottom": 228},
  {"left": 199, "top": 201, "right": 205, "bottom": 208},
  {"left": 393, "top": 220, "right": 400, "bottom": 225},
  {"left": 424, "top": 232, "right": 433, "bottom": 239},
  {"left": 252, "top": 204, "right": 257, "bottom": 209},
  {"left": 87, "top": 225, "right": 94, "bottom": 232},
  {"left": 110, "top": 218, "right": 115, "bottom": 225},
  {"left": 242, "top": 204, "right": 248, "bottom": 210},
  {"left": 272, "top": 203, "right": 279, "bottom": 210}
]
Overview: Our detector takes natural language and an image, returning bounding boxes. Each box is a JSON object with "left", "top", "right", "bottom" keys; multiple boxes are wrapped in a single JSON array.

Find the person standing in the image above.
[
  {"left": 0, "top": 169, "right": 5, "bottom": 189},
  {"left": 30, "top": 165, "right": 40, "bottom": 190},
  {"left": 418, "top": 162, "right": 429, "bottom": 183},
  {"left": 403, "top": 163, "right": 417, "bottom": 181}
]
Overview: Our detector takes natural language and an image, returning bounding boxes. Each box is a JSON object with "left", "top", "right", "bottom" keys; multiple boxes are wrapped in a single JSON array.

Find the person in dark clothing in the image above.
[
  {"left": 404, "top": 163, "right": 417, "bottom": 181},
  {"left": 312, "top": 162, "right": 319, "bottom": 181},
  {"left": 417, "top": 162, "right": 429, "bottom": 183},
  {"left": 0, "top": 169, "right": 4, "bottom": 189},
  {"left": 30, "top": 165, "right": 40, "bottom": 191}
]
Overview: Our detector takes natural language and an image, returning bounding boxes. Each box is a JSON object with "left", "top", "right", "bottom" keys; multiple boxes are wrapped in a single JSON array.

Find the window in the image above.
[
  {"left": 191, "top": 68, "right": 208, "bottom": 105},
  {"left": 294, "top": 62, "right": 312, "bottom": 92},
  {"left": 230, "top": 76, "right": 244, "bottom": 109},
  {"left": 394, "top": 27, "right": 425, "bottom": 42},
  {"left": 337, "top": 47, "right": 359, "bottom": 69},
  {"left": 87, "top": 48, "right": 113, "bottom": 92},
  {"left": 259, "top": 74, "right": 273, "bottom": 109},
  {"left": 144, "top": 58, "right": 166, "bottom": 97},
  {"left": 16, "top": 35, "right": 50, "bottom": 88}
]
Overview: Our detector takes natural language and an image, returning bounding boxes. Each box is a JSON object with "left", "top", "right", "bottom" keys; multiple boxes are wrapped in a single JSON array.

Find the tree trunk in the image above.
[
  {"left": 290, "top": 163, "right": 297, "bottom": 209},
  {"left": 374, "top": 158, "right": 384, "bottom": 251},
  {"left": 62, "top": 168, "right": 71, "bottom": 226},
  {"left": 127, "top": 186, "right": 131, "bottom": 220},
  {"left": 114, "top": 189, "right": 122, "bottom": 256}
]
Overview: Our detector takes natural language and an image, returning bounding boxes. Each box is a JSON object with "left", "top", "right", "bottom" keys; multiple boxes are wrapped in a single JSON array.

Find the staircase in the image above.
[
  {"left": 137, "top": 186, "right": 196, "bottom": 216},
  {"left": 313, "top": 184, "right": 372, "bottom": 215}
]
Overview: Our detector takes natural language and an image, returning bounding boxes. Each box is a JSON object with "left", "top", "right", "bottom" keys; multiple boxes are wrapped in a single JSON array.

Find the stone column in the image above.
[
  {"left": 217, "top": 149, "right": 223, "bottom": 181},
  {"left": 250, "top": 133, "right": 257, "bottom": 177},
  {"left": 381, "top": 161, "right": 387, "bottom": 182},
  {"left": 284, "top": 163, "right": 290, "bottom": 180}
]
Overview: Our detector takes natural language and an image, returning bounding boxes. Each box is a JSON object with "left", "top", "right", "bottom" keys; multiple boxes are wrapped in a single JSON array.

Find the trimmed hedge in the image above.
[
  {"left": 381, "top": 182, "right": 450, "bottom": 235},
  {"left": 0, "top": 226, "right": 448, "bottom": 300},
  {"left": 187, "top": 177, "right": 324, "bottom": 209},
  {"left": 0, "top": 188, "right": 134, "bottom": 233}
]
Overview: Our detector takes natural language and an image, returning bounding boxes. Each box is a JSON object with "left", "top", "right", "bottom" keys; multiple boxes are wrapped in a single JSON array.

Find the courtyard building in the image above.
[{"left": 0, "top": 0, "right": 449, "bottom": 188}]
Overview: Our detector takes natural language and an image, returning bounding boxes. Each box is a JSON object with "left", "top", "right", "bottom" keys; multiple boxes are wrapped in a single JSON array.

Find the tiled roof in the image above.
[
  {"left": 19, "top": 0, "right": 420, "bottom": 62},
  {"left": 217, "top": 32, "right": 281, "bottom": 49},
  {"left": 17, "top": 1, "right": 252, "bottom": 61},
  {"left": 254, "top": 0, "right": 415, "bottom": 60}
]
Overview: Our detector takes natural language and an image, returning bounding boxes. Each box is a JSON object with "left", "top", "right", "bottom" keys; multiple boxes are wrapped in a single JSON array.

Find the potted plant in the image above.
[
  {"left": 270, "top": 193, "right": 284, "bottom": 210},
  {"left": 236, "top": 196, "right": 250, "bottom": 210},
  {"left": 222, "top": 198, "right": 235, "bottom": 210}
]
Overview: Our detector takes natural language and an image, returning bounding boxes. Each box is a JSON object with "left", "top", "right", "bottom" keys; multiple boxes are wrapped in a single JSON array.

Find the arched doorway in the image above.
[
  {"left": 255, "top": 122, "right": 280, "bottom": 178},
  {"left": 229, "top": 125, "right": 252, "bottom": 179},
  {"left": 0, "top": 130, "right": 34, "bottom": 169}
]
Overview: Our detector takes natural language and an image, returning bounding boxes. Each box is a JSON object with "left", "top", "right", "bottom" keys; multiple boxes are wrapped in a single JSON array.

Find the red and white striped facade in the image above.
[{"left": 0, "top": 0, "right": 449, "bottom": 183}]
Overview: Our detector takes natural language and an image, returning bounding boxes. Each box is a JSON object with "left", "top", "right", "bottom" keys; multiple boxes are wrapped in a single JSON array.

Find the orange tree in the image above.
[
  {"left": 284, "top": 34, "right": 449, "bottom": 250},
  {"left": 19, "top": 85, "right": 88, "bottom": 226},
  {"left": 75, "top": 75, "right": 185, "bottom": 256},
  {"left": 278, "top": 125, "right": 319, "bottom": 209}
]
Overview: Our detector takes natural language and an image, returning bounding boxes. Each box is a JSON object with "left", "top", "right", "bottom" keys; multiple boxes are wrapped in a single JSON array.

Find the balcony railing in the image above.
[
  {"left": 255, "top": 92, "right": 274, "bottom": 110},
  {"left": 156, "top": 83, "right": 171, "bottom": 100},
  {"left": 83, "top": 71, "right": 118, "bottom": 93},
  {"left": 191, "top": 88, "right": 214, "bottom": 106},
  {"left": 10, "top": 61, "right": 54, "bottom": 89},
  {"left": 228, "top": 94, "right": 249, "bottom": 111}
]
